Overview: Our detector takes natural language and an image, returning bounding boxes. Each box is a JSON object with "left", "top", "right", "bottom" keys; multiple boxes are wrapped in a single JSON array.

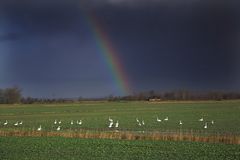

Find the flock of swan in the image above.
[
  {"left": 198, "top": 117, "right": 214, "bottom": 129},
  {"left": 0, "top": 116, "right": 215, "bottom": 131},
  {"left": 1, "top": 120, "right": 23, "bottom": 126}
]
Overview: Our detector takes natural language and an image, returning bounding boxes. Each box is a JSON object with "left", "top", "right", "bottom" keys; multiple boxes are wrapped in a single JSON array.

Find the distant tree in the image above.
[
  {"left": 4, "top": 87, "right": 22, "bottom": 104},
  {"left": 163, "top": 92, "right": 175, "bottom": 100},
  {"left": 78, "top": 96, "right": 83, "bottom": 101},
  {"left": 0, "top": 89, "right": 4, "bottom": 103},
  {"left": 108, "top": 94, "right": 114, "bottom": 101},
  {"left": 21, "top": 97, "right": 35, "bottom": 104},
  {"left": 149, "top": 90, "right": 155, "bottom": 99}
]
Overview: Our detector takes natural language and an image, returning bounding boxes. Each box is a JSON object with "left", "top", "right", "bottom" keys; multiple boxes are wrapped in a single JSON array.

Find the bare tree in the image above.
[{"left": 3, "top": 86, "right": 22, "bottom": 104}]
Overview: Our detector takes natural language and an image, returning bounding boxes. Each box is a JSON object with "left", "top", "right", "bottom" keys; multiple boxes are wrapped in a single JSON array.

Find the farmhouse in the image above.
[{"left": 149, "top": 98, "right": 161, "bottom": 102}]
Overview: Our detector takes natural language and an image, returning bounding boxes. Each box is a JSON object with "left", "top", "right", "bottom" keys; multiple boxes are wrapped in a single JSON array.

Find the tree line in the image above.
[
  {"left": 118, "top": 90, "right": 240, "bottom": 101},
  {"left": 21, "top": 90, "right": 240, "bottom": 104},
  {"left": 0, "top": 87, "right": 240, "bottom": 104},
  {"left": 0, "top": 87, "right": 22, "bottom": 104}
]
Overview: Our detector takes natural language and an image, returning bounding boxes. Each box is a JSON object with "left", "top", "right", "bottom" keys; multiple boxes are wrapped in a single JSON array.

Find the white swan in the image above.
[
  {"left": 204, "top": 123, "right": 207, "bottom": 129},
  {"left": 57, "top": 126, "right": 61, "bottom": 131},
  {"left": 14, "top": 121, "right": 19, "bottom": 126},
  {"left": 3, "top": 120, "right": 8, "bottom": 125},
  {"left": 37, "top": 125, "right": 42, "bottom": 131},
  {"left": 179, "top": 120, "right": 183, "bottom": 125},
  {"left": 164, "top": 117, "right": 168, "bottom": 121},
  {"left": 115, "top": 121, "right": 119, "bottom": 128},
  {"left": 109, "top": 121, "right": 113, "bottom": 128}
]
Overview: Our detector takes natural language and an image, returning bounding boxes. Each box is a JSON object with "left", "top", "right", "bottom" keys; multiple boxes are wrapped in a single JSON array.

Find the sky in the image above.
[{"left": 0, "top": 0, "right": 240, "bottom": 98}]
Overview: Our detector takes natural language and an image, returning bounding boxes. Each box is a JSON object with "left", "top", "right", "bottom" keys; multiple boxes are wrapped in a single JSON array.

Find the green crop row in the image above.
[
  {"left": 0, "top": 101, "right": 240, "bottom": 134},
  {"left": 0, "top": 136, "right": 239, "bottom": 160}
]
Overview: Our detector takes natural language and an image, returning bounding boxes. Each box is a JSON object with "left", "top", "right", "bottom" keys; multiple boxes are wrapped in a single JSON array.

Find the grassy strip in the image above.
[
  {"left": 1, "top": 136, "right": 240, "bottom": 160},
  {"left": 0, "top": 129, "right": 239, "bottom": 144}
]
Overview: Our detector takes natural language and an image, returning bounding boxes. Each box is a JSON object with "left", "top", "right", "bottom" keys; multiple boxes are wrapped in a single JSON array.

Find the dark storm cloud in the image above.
[
  {"left": 97, "top": 2, "right": 240, "bottom": 91},
  {"left": 1, "top": 0, "right": 238, "bottom": 9},
  {"left": 1, "top": 0, "right": 240, "bottom": 97},
  {"left": 1, "top": 2, "right": 82, "bottom": 34},
  {"left": 0, "top": 33, "right": 22, "bottom": 42}
]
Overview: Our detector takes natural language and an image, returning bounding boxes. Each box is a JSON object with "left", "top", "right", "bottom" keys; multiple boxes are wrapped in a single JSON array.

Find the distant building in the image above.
[{"left": 149, "top": 98, "right": 161, "bottom": 102}]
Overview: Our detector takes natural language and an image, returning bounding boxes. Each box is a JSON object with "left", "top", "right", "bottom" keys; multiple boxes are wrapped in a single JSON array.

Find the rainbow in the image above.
[{"left": 81, "top": 10, "right": 131, "bottom": 95}]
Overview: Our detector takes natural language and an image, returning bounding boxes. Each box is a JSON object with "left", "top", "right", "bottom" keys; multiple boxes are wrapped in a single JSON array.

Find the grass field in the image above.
[
  {"left": 0, "top": 100, "right": 240, "bottom": 159},
  {"left": 0, "top": 101, "right": 240, "bottom": 134},
  {"left": 0, "top": 136, "right": 240, "bottom": 160}
]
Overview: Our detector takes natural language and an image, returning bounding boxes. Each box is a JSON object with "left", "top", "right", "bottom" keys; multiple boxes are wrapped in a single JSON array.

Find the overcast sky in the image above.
[{"left": 0, "top": 0, "right": 240, "bottom": 98}]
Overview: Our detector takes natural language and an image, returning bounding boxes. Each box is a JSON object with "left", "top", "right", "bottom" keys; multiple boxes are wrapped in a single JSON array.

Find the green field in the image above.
[
  {"left": 0, "top": 101, "right": 240, "bottom": 159},
  {"left": 0, "top": 136, "right": 239, "bottom": 160},
  {"left": 0, "top": 101, "right": 240, "bottom": 134}
]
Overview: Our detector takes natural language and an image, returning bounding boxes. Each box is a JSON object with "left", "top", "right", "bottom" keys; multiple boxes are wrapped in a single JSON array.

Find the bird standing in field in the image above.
[
  {"left": 142, "top": 120, "right": 145, "bottom": 125},
  {"left": 179, "top": 120, "right": 183, "bottom": 125},
  {"left": 37, "top": 125, "right": 42, "bottom": 131},
  {"left": 136, "top": 118, "right": 139, "bottom": 123},
  {"left": 78, "top": 120, "right": 82, "bottom": 125},
  {"left": 211, "top": 120, "right": 214, "bottom": 124},
  {"left": 115, "top": 121, "right": 119, "bottom": 128},
  {"left": 157, "top": 117, "right": 162, "bottom": 122},
  {"left": 109, "top": 121, "right": 113, "bottom": 128},
  {"left": 19, "top": 121, "right": 23, "bottom": 125},
  {"left": 71, "top": 120, "right": 74, "bottom": 125},
  {"left": 136, "top": 118, "right": 142, "bottom": 126},
  {"left": 164, "top": 117, "right": 168, "bottom": 121},
  {"left": 204, "top": 122, "right": 208, "bottom": 129},
  {"left": 57, "top": 126, "right": 61, "bottom": 131},
  {"left": 14, "top": 121, "right": 19, "bottom": 126},
  {"left": 3, "top": 120, "right": 8, "bottom": 126},
  {"left": 199, "top": 118, "right": 204, "bottom": 122},
  {"left": 58, "top": 120, "right": 61, "bottom": 124},
  {"left": 54, "top": 120, "right": 57, "bottom": 124},
  {"left": 109, "top": 117, "right": 113, "bottom": 122}
]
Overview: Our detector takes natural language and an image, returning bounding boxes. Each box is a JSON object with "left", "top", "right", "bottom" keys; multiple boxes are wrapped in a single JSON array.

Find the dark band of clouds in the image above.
[
  {"left": 1, "top": 0, "right": 239, "bottom": 8},
  {"left": 0, "top": 33, "right": 22, "bottom": 42},
  {"left": 0, "top": 0, "right": 240, "bottom": 97}
]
